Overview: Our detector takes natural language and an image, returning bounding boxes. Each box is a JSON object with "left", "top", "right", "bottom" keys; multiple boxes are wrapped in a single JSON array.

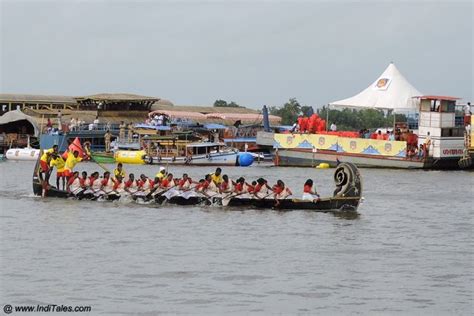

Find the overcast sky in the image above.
[{"left": 1, "top": 0, "right": 472, "bottom": 108}]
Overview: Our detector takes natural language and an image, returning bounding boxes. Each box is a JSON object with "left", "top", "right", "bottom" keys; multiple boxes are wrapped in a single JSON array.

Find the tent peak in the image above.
[{"left": 329, "top": 63, "right": 422, "bottom": 111}]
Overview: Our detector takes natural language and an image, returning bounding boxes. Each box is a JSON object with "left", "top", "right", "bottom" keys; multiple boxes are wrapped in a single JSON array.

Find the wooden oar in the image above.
[
  {"left": 90, "top": 154, "right": 111, "bottom": 173},
  {"left": 257, "top": 191, "right": 274, "bottom": 200}
]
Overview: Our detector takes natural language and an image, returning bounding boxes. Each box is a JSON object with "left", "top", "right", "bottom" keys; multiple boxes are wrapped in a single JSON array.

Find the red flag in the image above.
[{"left": 62, "top": 137, "right": 85, "bottom": 159}]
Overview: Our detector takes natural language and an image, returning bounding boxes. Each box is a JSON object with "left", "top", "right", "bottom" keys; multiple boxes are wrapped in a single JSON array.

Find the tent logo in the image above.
[{"left": 375, "top": 78, "right": 391, "bottom": 90}]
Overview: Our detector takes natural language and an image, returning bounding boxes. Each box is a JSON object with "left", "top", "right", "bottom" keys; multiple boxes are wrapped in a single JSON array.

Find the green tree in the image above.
[
  {"left": 213, "top": 99, "right": 228, "bottom": 107},
  {"left": 213, "top": 100, "right": 240, "bottom": 107},
  {"left": 317, "top": 107, "right": 407, "bottom": 131},
  {"left": 300, "top": 105, "right": 314, "bottom": 116},
  {"left": 269, "top": 98, "right": 303, "bottom": 125}
]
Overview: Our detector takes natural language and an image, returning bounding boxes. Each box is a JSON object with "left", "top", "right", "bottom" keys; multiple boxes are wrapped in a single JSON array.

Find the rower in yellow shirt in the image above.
[
  {"left": 49, "top": 153, "right": 66, "bottom": 190},
  {"left": 155, "top": 166, "right": 167, "bottom": 182},
  {"left": 64, "top": 150, "right": 83, "bottom": 178},
  {"left": 113, "top": 162, "right": 126, "bottom": 179},
  {"left": 210, "top": 167, "right": 223, "bottom": 186}
]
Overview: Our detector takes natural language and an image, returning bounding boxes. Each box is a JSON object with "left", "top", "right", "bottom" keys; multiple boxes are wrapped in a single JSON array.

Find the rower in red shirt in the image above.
[
  {"left": 160, "top": 173, "right": 174, "bottom": 189},
  {"left": 125, "top": 173, "right": 139, "bottom": 194},
  {"left": 138, "top": 174, "right": 154, "bottom": 194},
  {"left": 302, "top": 179, "right": 320, "bottom": 202},
  {"left": 219, "top": 175, "right": 233, "bottom": 194},
  {"left": 178, "top": 173, "right": 193, "bottom": 190}
]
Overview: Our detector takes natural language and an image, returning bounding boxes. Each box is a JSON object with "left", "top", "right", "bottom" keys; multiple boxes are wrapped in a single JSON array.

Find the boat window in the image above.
[{"left": 441, "top": 127, "right": 464, "bottom": 137}]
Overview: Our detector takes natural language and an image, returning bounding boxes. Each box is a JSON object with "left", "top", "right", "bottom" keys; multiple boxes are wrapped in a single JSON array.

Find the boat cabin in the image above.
[
  {"left": 417, "top": 95, "right": 465, "bottom": 159},
  {"left": 186, "top": 142, "right": 232, "bottom": 156}
]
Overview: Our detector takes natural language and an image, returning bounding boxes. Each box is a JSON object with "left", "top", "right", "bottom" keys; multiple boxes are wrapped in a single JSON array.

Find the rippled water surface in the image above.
[{"left": 0, "top": 161, "right": 472, "bottom": 314}]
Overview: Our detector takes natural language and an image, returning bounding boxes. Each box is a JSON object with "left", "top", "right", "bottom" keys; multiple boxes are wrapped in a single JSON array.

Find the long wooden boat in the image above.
[{"left": 32, "top": 151, "right": 363, "bottom": 212}]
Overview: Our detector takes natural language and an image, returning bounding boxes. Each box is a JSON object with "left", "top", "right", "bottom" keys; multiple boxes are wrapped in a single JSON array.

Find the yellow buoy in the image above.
[
  {"left": 316, "top": 162, "right": 330, "bottom": 169},
  {"left": 114, "top": 150, "right": 146, "bottom": 165}
]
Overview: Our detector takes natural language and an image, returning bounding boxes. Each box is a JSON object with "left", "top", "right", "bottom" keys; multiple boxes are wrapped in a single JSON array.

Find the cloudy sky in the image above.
[{"left": 1, "top": 0, "right": 472, "bottom": 108}]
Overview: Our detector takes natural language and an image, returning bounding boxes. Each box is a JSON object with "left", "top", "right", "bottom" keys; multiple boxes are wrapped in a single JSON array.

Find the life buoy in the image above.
[{"left": 206, "top": 154, "right": 211, "bottom": 160}]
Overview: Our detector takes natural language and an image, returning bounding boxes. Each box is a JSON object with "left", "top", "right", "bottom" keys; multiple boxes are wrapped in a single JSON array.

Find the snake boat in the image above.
[{"left": 32, "top": 151, "right": 363, "bottom": 212}]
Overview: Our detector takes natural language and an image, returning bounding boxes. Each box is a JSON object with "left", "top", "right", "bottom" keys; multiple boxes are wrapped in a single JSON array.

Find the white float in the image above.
[{"left": 6, "top": 148, "right": 40, "bottom": 161}]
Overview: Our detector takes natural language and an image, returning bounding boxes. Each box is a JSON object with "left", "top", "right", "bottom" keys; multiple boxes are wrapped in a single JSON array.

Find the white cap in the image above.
[{"left": 159, "top": 166, "right": 166, "bottom": 172}]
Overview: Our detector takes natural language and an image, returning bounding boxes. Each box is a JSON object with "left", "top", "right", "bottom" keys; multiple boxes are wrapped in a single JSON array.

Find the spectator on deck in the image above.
[
  {"left": 93, "top": 116, "right": 100, "bottom": 129},
  {"left": 376, "top": 130, "right": 384, "bottom": 140},
  {"left": 119, "top": 121, "right": 126, "bottom": 141},
  {"left": 330, "top": 122, "right": 337, "bottom": 131},
  {"left": 69, "top": 117, "right": 77, "bottom": 131},
  {"left": 128, "top": 122, "right": 134, "bottom": 142},
  {"left": 388, "top": 130, "right": 395, "bottom": 141},
  {"left": 105, "top": 130, "right": 112, "bottom": 153},
  {"left": 424, "top": 132, "right": 432, "bottom": 157},
  {"left": 464, "top": 102, "right": 472, "bottom": 126}
]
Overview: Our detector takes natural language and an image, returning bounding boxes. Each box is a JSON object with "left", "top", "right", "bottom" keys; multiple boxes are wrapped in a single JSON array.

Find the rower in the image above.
[
  {"left": 39, "top": 145, "right": 58, "bottom": 182},
  {"left": 100, "top": 171, "right": 115, "bottom": 196},
  {"left": 137, "top": 174, "right": 154, "bottom": 197},
  {"left": 160, "top": 173, "right": 174, "bottom": 189},
  {"left": 64, "top": 150, "right": 83, "bottom": 180},
  {"left": 196, "top": 175, "right": 213, "bottom": 197},
  {"left": 113, "top": 163, "right": 126, "bottom": 179},
  {"left": 80, "top": 171, "right": 88, "bottom": 189},
  {"left": 67, "top": 171, "right": 84, "bottom": 198},
  {"left": 253, "top": 178, "right": 269, "bottom": 199},
  {"left": 211, "top": 167, "right": 223, "bottom": 186},
  {"left": 273, "top": 180, "right": 292, "bottom": 198},
  {"left": 234, "top": 177, "right": 245, "bottom": 194},
  {"left": 178, "top": 173, "right": 193, "bottom": 190},
  {"left": 113, "top": 175, "right": 126, "bottom": 196},
  {"left": 246, "top": 181, "right": 257, "bottom": 195},
  {"left": 302, "top": 179, "right": 320, "bottom": 202},
  {"left": 219, "top": 174, "right": 234, "bottom": 194},
  {"left": 125, "top": 173, "right": 139, "bottom": 194},
  {"left": 49, "top": 153, "right": 66, "bottom": 190},
  {"left": 160, "top": 173, "right": 180, "bottom": 199},
  {"left": 84, "top": 172, "right": 101, "bottom": 199},
  {"left": 155, "top": 166, "right": 167, "bottom": 182},
  {"left": 272, "top": 180, "right": 292, "bottom": 206},
  {"left": 178, "top": 173, "right": 197, "bottom": 199}
]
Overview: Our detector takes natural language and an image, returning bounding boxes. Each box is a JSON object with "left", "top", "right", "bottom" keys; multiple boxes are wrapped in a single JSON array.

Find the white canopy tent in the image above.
[{"left": 329, "top": 63, "right": 422, "bottom": 112}]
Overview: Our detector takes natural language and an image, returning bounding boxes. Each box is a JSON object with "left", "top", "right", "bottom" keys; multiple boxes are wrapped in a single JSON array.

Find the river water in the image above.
[{"left": 0, "top": 160, "right": 472, "bottom": 314}]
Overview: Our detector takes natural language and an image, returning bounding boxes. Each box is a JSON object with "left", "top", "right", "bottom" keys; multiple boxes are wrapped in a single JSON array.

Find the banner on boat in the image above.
[
  {"left": 273, "top": 134, "right": 339, "bottom": 151},
  {"left": 337, "top": 138, "right": 407, "bottom": 157},
  {"left": 274, "top": 134, "right": 407, "bottom": 157}
]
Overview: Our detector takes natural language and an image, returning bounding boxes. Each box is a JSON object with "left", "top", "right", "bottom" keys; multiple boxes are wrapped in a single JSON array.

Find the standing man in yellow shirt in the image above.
[
  {"left": 49, "top": 153, "right": 66, "bottom": 190},
  {"left": 39, "top": 145, "right": 58, "bottom": 182},
  {"left": 64, "top": 150, "right": 83, "bottom": 179}
]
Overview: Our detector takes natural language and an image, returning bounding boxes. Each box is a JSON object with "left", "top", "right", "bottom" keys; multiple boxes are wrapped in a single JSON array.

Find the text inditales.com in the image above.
[{"left": 3, "top": 304, "right": 91, "bottom": 314}]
